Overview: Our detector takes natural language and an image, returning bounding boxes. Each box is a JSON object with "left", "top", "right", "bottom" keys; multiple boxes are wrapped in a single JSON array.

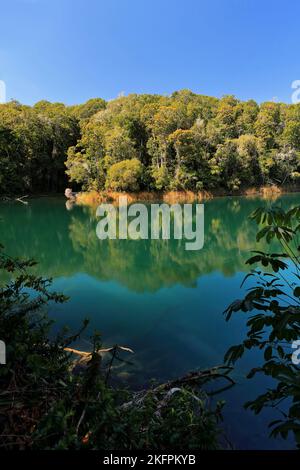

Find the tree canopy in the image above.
[{"left": 1, "top": 90, "right": 300, "bottom": 194}]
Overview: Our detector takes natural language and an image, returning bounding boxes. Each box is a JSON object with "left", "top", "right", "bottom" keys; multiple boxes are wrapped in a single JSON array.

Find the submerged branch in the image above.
[{"left": 121, "top": 365, "right": 234, "bottom": 412}]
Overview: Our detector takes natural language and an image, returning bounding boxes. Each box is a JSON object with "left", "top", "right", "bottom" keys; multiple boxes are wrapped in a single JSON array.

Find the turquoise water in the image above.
[{"left": 0, "top": 194, "right": 299, "bottom": 449}]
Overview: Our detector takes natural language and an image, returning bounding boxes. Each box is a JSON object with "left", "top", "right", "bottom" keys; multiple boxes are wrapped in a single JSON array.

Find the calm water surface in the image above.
[{"left": 1, "top": 194, "right": 299, "bottom": 449}]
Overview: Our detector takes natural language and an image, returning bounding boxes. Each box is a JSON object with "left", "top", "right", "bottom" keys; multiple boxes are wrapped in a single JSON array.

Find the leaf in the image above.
[
  {"left": 256, "top": 226, "right": 271, "bottom": 242},
  {"left": 264, "top": 346, "right": 273, "bottom": 361},
  {"left": 246, "top": 255, "right": 264, "bottom": 265},
  {"left": 240, "top": 272, "right": 254, "bottom": 288},
  {"left": 293, "top": 286, "right": 300, "bottom": 298},
  {"left": 247, "top": 367, "right": 263, "bottom": 379}
]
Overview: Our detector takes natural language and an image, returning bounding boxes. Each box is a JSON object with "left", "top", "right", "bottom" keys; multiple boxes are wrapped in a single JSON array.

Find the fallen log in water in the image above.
[
  {"left": 1, "top": 195, "right": 29, "bottom": 204},
  {"left": 15, "top": 195, "right": 29, "bottom": 205},
  {"left": 121, "top": 365, "right": 234, "bottom": 411}
]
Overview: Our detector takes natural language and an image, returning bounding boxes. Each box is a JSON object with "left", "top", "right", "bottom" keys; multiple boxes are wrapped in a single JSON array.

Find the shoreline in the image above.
[{"left": 74, "top": 184, "right": 300, "bottom": 206}]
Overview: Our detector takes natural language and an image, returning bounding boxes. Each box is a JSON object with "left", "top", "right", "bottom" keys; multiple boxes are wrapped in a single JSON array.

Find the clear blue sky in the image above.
[{"left": 1, "top": 0, "right": 300, "bottom": 105}]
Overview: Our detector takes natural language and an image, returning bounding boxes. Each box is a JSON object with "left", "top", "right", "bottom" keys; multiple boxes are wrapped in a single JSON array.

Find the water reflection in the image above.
[
  {"left": 0, "top": 195, "right": 293, "bottom": 291},
  {"left": 1, "top": 194, "right": 299, "bottom": 449}
]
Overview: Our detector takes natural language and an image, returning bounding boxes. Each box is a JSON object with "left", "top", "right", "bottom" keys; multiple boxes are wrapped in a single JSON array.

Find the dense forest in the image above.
[{"left": 1, "top": 90, "right": 300, "bottom": 194}]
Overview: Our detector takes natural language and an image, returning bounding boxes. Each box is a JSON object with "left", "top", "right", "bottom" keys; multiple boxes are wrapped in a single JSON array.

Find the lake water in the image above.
[{"left": 0, "top": 193, "right": 299, "bottom": 449}]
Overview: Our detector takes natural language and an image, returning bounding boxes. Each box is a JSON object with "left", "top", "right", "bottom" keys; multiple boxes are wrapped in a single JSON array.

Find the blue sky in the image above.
[{"left": 1, "top": 0, "right": 300, "bottom": 105}]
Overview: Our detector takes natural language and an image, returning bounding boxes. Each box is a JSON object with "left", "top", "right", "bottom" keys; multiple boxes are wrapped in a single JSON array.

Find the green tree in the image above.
[
  {"left": 65, "top": 121, "right": 106, "bottom": 191},
  {"left": 70, "top": 97, "right": 106, "bottom": 120},
  {"left": 254, "top": 102, "right": 282, "bottom": 150},
  {"left": 105, "top": 158, "right": 144, "bottom": 192},
  {"left": 210, "top": 135, "right": 261, "bottom": 191},
  {"left": 3, "top": 91, "right": 300, "bottom": 195},
  {"left": 281, "top": 121, "right": 300, "bottom": 150}
]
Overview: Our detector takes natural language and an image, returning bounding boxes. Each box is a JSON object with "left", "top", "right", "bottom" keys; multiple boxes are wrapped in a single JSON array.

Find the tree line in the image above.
[
  {"left": 1, "top": 90, "right": 300, "bottom": 194},
  {"left": 0, "top": 98, "right": 105, "bottom": 194}
]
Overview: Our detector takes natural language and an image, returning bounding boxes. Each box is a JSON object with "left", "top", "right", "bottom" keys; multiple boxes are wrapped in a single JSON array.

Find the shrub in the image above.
[
  {"left": 151, "top": 165, "right": 170, "bottom": 191},
  {"left": 105, "top": 158, "right": 143, "bottom": 192}
]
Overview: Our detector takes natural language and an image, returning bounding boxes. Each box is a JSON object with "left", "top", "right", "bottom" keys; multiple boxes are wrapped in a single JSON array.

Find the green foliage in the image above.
[
  {"left": 224, "top": 205, "right": 300, "bottom": 447},
  {"left": 151, "top": 164, "right": 170, "bottom": 190},
  {"left": 65, "top": 121, "right": 106, "bottom": 191},
  {"left": 63, "top": 93, "right": 300, "bottom": 193},
  {"left": 69, "top": 98, "right": 106, "bottom": 121},
  {"left": 106, "top": 158, "right": 143, "bottom": 192},
  {"left": 0, "top": 100, "right": 79, "bottom": 194},
  {"left": 2, "top": 93, "right": 300, "bottom": 194}
]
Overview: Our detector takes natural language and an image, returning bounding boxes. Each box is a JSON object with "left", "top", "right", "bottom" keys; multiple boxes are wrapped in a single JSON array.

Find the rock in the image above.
[{"left": 65, "top": 188, "right": 76, "bottom": 199}]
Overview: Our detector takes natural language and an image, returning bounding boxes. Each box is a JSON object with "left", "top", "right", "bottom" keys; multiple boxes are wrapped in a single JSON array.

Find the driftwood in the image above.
[
  {"left": 121, "top": 365, "right": 234, "bottom": 412},
  {"left": 64, "top": 346, "right": 234, "bottom": 435},
  {"left": 157, "top": 365, "right": 235, "bottom": 396},
  {"left": 64, "top": 348, "right": 233, "bottom": 393},
  {"left": 64, "top": 346, "right": 134, "bottom": 362},
  {"left": 15, "top": 195, "right": 28, "bottom": 205},
  {"left": 64, "top": 345, "right": 134, "bottom": 434},
  {"left": 1, "top": 195, "right": 28, "bottom": 205}
]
